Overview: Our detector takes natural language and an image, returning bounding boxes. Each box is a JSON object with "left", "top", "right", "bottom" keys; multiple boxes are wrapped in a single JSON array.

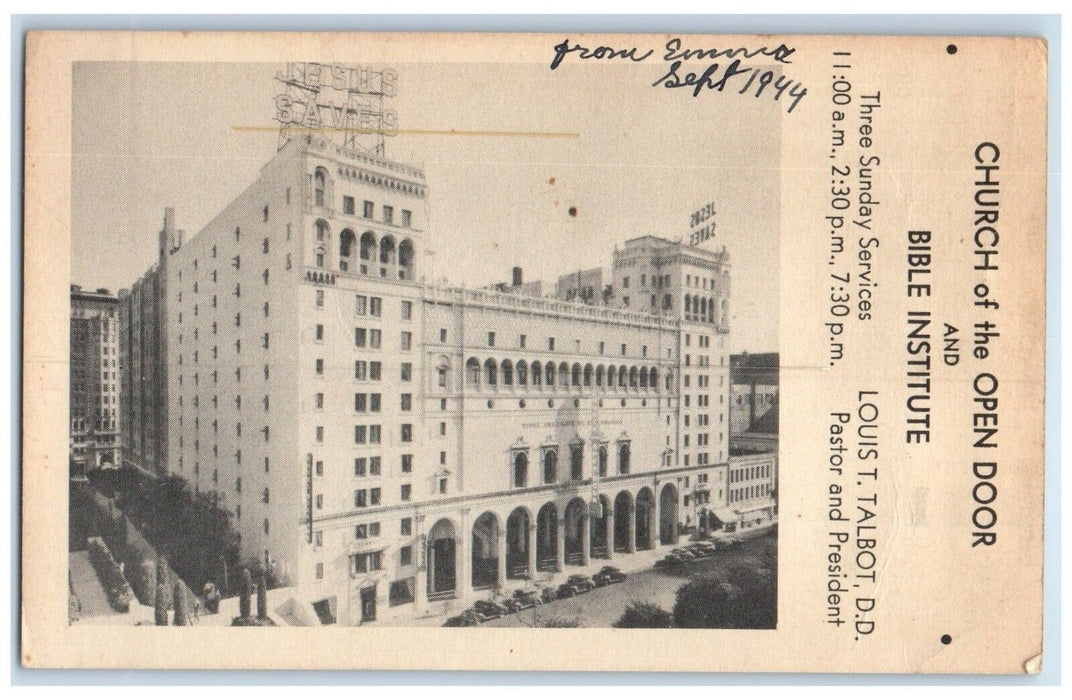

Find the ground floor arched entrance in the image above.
[
  {"left": 590, "top": 494, "right": 611, "bottom": 559},
  {"left": 563, "top": 498, "right": 588, "bottom": 566},
  {"left": 635, "top": 487, "right": 655, "bottom": 550},
  {"left": 536, "top": 503, "right": 558, "bottom": 571},
  {"left": 471, "top": 511, "right": 500, "bottom": 590},
  {"left": 427, "top": 518, "right": 457, "bottom": 599},
  {"left": 660, "top": 483, "right": 679, "bottom": 545},
  {"left": 505, "top": 507, "right": 531, "bottom": 579}
]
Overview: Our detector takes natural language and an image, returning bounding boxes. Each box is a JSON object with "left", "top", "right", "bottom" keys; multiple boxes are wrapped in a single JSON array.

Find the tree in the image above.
[
  {"left": 173, "top": 582, "right": 188, "bottom": 626},
  {"left": 154, "top": 582, "right": 170, "bottom": 626},
  {"left": 672, "top": 576, "right": 737, "bottom": 628},
  {"left": 614, "top": 601, "right": 673, "bottom": 628},
  {"left": 726, "top": 565, "right": 776, "bottom": 630},
  {"left": 257, "top": 576, "right": 268, "bottom": 620},
  {"left": 238, "top": 568, "right": 253, "bottom": 620}
]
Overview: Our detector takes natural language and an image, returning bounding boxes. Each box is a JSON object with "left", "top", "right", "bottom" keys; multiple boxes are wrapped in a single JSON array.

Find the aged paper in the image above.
[{"left": 23, "top": 31, "right": 1046, "bottom": 672}]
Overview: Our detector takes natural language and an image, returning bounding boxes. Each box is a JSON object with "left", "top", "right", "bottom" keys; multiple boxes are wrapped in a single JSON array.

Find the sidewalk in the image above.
[{"left": 68, "top": 551, "right": 118, "bottom": 618}]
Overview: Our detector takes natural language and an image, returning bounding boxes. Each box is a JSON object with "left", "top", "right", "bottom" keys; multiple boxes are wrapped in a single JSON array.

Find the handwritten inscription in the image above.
[{"left": 549, "top": 37, "right": 807, "bottom": 114}]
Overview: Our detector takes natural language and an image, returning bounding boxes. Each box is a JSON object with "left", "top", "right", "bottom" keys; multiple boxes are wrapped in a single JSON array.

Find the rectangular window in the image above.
[
  {"left": 400, "top": 518, "right": 412, "bottom": 536},
  {"left": 356, "top": 295, "right": 368, "bottom": 315},
  {"left": 440, "top": 328, "right": 448, "bottom": 343},
  {"left": 355, "top": 393, "right": 367, "bottom": 412},
  {"left": 370, "top": 361, "right": 381, "bottom": 380},
  {"left": 401, "top": 209, "right": 412, "bottom": 227},
  {"left": 316, "top": 426, "right": 324, "bottom": 442},
  {"left": 401, "top": 424, "right": 413, "bottom": 442},
  {"left": 369, "top": 425, "right": 381, "bottom": 444},
  {"left": 383, "top": 205, "right": 393, "bottom": 224},
  {"left": 401, "top": 454, "right": 413, "bottom": 473},
  {"left": 363, "top": 200, "right": 374, "bottom": 218},
  {"left": 315, "top": 494, "right": 322, "bottom": 509},
  {"left": 354, "top": 457, "right": 367, "bottom": 476},
  {"left": 355, "top": 489, "right": 367, "bottom": 507},
  {"left": 263, "top": 205, "right": 269, "bottom": 222},
  {"left": 548, "top": 337, "right": 555, "bottom": 351},
  {"left": 400, "top": 331, "right": 412, "bottom": 351},
  {"left": 315, "top": 460, "right": 324, "bottom": 476},
  {"left": 487, "top": 331, "right": 495, "bottom": 347},
  {"left": 355, "top": 361, "right": 367, "bottom": 380},
  {"left": 401, "top": 484, "right": 411, "bottom": 501},
  {"left": 370, "top": 297, "right": 382, "bottom": 317},
  {"left": 440, "top": 451, "right": 447, "bottom": 465},
  {"left": 355, "top": 425, "right": 367, "bottom": 444},
  {"left": 400, "top": 393, "right": 412, "bottom": 411},
  {"left": 343, "top": 196, "right": 355, "bottom": 215},
  {"left": 369, "top": 456, "right": 381, "bottom": 475},
  {"left": 316, "top": 392, "right": 324, "bottom": 409},
  {"left": 621, "top": 343, "right": 627, "bottom": 356},
  {"left": 355, "top": 328, "right": 367, "bottom": 347},
  {"left": 401, "top": 300, "right": 412, "bottom": 320},
  {"left": 369, "top": 393, "right": 381, "bottom": 412},
  {"left": 400, "top": 546, "right": 412, "bottom": 566},
  {"left": 355, "top": 524, "right": 368, "bottom": 539},
  {"left": 369, "top": 329, "right": 382, "bottom": 349},
  {"left": 370, "top": 488, "right": 381, "bottom": 505},
  {"left": 400, "top": 363, "right": 412, "bottom": 381},
  {"left": 315, "top": 563, "right": 323, "bottom": 579},
  {"left": 315, "top": 359, "right": 324, "bottom": 375},
  {"left": 438, "top": 479, "right": 447, "bottom": 494}
]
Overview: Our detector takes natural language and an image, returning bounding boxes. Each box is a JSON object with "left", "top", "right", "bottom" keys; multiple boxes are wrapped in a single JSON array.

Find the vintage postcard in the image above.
[{"left": 22, "top": 31, "right": 1047, "bottom": 672}]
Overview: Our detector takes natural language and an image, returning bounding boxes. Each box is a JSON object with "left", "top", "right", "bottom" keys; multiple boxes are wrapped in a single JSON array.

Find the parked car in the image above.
[
  {"left": 669, "top": 547, "right": 697, "bottom": 560},
  {"left": 442, "top": 610, "right": 484, "bottom": 627},
  {"left": 557, "top": 582, "right": 581, "bottom": 598},
  {"left": 510, "top": 589, "right": 539, "bottom": 610},
  {"left": 539, "top": 586, "right": 559, "bottom": 604},
  {"left": 472, "top": 599, "right": 507, "bottom": 619},
  {"left": 684, "top": 542, "right": 717, "bottom": 558},
  {"left": 654, "top": 553, "right": 689, "bottom": 570},
  {"left": 593, "top": 566, "right": 626, "bottom": 586},
  {"left": 722, "top": 536, "right": 743, "bottom": 549},
  {"left": 565, "top": 574, "right": 596, "bottom": 593}
]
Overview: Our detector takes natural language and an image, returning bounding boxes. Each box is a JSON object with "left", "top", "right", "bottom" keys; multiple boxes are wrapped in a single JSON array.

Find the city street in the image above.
[{"left": 484, "top": 533, "right": 776, "bottom": 628}]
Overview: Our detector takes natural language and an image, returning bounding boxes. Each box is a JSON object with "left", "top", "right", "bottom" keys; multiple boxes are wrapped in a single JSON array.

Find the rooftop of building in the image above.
[{"left": 71, "top": 285, "right": 119, "bottom": 303}]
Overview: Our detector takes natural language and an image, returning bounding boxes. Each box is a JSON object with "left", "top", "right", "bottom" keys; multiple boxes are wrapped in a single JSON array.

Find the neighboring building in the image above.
[
  {"left": 70, "top": 285, "right": 121, "bottom": 479},
  {"left": 134, "top": 131, "right": 769, "bottom": 624},
  {"left": 119, "top": 209, "right": 180, "bottom": 478},
  {"left": 729, "top": 351, "right": 779, "bottom": 445}
]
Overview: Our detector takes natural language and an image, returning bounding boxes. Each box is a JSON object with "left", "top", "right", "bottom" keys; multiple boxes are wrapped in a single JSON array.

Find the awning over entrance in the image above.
[
  {"left": 711, "top": 507, "right": 738, "bottom": 524},
  {"left": 737, "top": 498, "right": 776, "bottom": 514}
]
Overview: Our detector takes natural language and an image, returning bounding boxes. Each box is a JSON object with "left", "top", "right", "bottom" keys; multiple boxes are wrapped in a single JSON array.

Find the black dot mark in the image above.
[
  {"left": 941, "top": 634, "right": 952, "bottom": 645},
  {"left": 568, "top": 206, "right": 577, "bottom": 217},
  {"left": 946, "top": 44, "right": 958, "bottom": 55}
]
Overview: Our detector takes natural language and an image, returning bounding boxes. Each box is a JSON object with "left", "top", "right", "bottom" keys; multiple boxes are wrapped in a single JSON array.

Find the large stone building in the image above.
[
  {"left": 70, "top": 285, "right": 121, "bottom": 479},
  {"left": 118, "top": 211, "right": 180, "bottom": 478},
  {"left": 128, "top": 130, "right": 776, "bottom": 624}
]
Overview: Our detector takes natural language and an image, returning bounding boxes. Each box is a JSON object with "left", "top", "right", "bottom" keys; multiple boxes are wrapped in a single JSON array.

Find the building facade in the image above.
[
  {"left": 119, "top": 210, "right": 179, "bottom": 478},
  {"left": 149, "top": 132, "right": 775, "bottom": 624},
  {"left": 70, "top": 285, "right": 121, "bottom": 479}
]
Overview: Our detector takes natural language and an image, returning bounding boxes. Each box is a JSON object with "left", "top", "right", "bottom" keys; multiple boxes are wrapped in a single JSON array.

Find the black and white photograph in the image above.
[{"left": 65, "top": 57, "right": 779, "bottom": 629}]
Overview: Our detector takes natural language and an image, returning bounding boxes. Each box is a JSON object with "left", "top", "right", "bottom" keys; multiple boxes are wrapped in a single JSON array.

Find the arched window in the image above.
[
  {"left": 665, "top": 371, "right": 672, "bottom": 392},
  {"left": 314, "top": 168, "right": 326, "bottom": 206},
  {"left": 618, "top": 442, "right": 631, "bottom": 474},
  {"left": 545, "top": 362, "right": 556, "bottom": 386},
  {"left": 360, "top": 231, "right": 376, "bottom": 260},
  {"left": 516, "top": 361, "right": 528, "bottom": 386},
  {"left": 619, "top": 365, "right": 628, "bottom": 387},
  {"left": 559, "top": 362, "right": 570, "bottom": 386},
  {"left": 629, "top": 366, "right": 639, "bottom": 388},
  {"left": 596, "top": 365, "right": 605, "bottom": 386},
  {"left": 684, "top": 295, "right": 692, "bottom": 315},
  {"left": 513, "top": 452, "right": 528, "bottom": 488},
  {"left": 530, "top": 361, "right": 541, "bottom": 386},
  {"left": 543, "top": 450, "right": 558, "bottom": 484},
  {"left": 571, "top": 363, "right": 581, "bottom": 386},
  {"left": 570, "top": 444, "right": 583, "bottom": 480},
  {"left": 438, "top": 365, "right": 448, "bottom": 388},
  {"left": 379, "top": 235, "right": 396, "bottom": 265},
  {"left": 583, "top": 364, "right": 593, "bottom": 386},
  {"left": 649, "top": 367, "right": 658, "bottom": 389},
  {"left": 398, "top": 238, "right": 415, "bottom": 279},
  {"left": 639, "top": 367, "right": 648, "bottom": 388},
  {"left": 607, "top": 366, "right": 616, "bottom": 388},
  {"left": 501, "top": 359, "right": 514, "bottom": 386},
  {"left": 598, "top": 445, "right": 608, "bottom": 476},
  {"left": 339, "top": 229, "right": 356, "bottom": 260},
  {"left": 663, "top": 294, "right": 673, "bottom": 310},
  {"left": 466, "top": 357, "right": 480, "bottom": 386},
  {"left": 484, "top": 358, "right": 498, "bottom": 387}
]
